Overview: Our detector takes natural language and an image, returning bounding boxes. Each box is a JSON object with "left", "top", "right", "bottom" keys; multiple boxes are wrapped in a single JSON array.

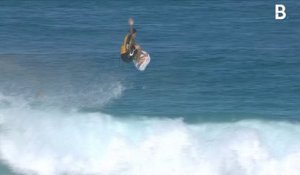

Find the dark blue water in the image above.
[{"left": 0, "top": 1, "right": 300, "bottom": 174}]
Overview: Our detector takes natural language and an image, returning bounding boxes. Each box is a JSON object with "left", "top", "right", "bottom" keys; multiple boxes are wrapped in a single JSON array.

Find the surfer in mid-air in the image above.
[
  {"left": 120, "top": 18, "right": 151, "bottom": 71},
  {"left": 120, "top": 18, "right": 137, "bottom": 63}
]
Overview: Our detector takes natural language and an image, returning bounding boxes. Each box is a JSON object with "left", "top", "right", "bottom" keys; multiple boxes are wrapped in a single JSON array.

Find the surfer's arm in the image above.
[
  {"left": 129, "top": 26, "right": 133, "bottom": 34},
  {"left": 128, "top": 18, "right": 134, "bottom": 31}
]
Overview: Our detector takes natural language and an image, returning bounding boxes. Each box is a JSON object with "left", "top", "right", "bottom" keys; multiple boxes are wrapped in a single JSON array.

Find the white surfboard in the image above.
[{"left": 133, "top": 50, "right": 151, "bottom": 71}]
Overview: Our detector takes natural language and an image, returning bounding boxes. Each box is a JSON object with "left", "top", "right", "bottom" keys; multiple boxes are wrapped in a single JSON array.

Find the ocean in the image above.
[{"left": 0, "top": 0, "right": 300, "bottom": 174}]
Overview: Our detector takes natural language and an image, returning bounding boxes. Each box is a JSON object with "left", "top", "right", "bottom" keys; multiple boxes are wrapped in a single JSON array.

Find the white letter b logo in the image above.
[{"left": 275, "top": 4, "right": 286, "bottom": 20}]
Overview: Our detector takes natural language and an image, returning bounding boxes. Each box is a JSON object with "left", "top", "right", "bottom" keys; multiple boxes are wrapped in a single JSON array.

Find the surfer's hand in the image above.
[{"left": 128, "top": 18, "right": 134, "bottom": 26}]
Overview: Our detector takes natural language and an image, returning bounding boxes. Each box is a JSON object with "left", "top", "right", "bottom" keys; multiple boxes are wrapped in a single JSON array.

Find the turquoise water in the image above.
[{"left": 0, "top": 1, "right": 300, "bottom": 174}]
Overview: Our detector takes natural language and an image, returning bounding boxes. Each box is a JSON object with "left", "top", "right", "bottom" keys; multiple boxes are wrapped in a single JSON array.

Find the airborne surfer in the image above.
[
  {"left": 120, "top": 18, "right": 151, "bottom": 71},
  {"left": 120, "top": 18, "right": 137, "bottom": 63}
]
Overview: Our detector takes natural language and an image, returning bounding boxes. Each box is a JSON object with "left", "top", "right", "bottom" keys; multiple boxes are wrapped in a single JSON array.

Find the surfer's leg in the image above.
[{"left": 121, "top": 53, "right": 132, "bottom": 63}]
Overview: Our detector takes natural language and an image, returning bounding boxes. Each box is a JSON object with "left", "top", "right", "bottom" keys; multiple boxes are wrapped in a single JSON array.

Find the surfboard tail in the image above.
[{"left": 134, "top": 50, "right": 151, "bottom": 71}]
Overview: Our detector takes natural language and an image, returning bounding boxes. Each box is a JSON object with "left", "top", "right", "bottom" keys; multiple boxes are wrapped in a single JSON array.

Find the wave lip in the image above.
[{"left": 0, "top": 103, "right": 300, "bottom": 175}]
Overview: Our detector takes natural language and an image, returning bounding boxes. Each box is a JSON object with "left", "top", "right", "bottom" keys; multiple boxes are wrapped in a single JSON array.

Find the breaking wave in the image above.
[{"left": 0, "top": 95, "right": 300, "bottom": 175}]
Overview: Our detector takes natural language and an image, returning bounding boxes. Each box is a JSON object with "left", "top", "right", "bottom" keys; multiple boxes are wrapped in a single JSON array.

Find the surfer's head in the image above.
[
  {"left": 132, "top": 28, "right": 137, "bottom": 34},
  {"left": 131, "top": 28, "right": 137, "bottom": 37}
]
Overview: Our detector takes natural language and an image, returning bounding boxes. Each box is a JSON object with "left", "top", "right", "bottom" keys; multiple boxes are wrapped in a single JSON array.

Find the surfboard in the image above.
[{"left": 133, "top": 50, "right": 151, "bottom": 71}]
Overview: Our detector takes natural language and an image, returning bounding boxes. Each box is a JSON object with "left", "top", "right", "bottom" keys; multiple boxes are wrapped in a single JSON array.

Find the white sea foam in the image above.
[{"left": 0, "top": 97, "right": 300, "bottom": 175}]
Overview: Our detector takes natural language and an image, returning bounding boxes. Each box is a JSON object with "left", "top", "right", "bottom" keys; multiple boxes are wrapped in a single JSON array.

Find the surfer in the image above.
[
  {"left": 120, "top": 18, "right": 137, "bottom": 63},
  {"left": 120, "top": 18, "right": 151, "bottom": 71}
]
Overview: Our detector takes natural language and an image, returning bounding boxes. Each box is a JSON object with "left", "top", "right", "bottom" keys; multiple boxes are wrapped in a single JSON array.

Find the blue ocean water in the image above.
[{"left": 0, "top": 0, "right": 300, "bottom": 174}]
